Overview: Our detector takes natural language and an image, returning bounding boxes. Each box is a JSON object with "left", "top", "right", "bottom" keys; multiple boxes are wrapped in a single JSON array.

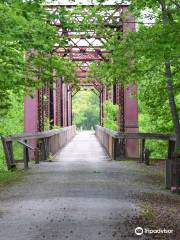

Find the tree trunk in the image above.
[
  {"left": 160, "top": 0, "right": 180, "bottom": 191},
  {"left": 165, "top": 60, "right": 180, "bottom": 150},
  {"left": 160, "top": 0, "right": 180, "bottom": 151}
]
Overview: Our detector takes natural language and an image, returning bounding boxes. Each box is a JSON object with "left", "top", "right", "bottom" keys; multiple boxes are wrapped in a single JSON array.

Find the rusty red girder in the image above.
[
  {"left": 45, "top": 4, "right": 132, "bottom": 83},
  {"left": 24, "top": 4, "right": 139, "bottom": 160}
]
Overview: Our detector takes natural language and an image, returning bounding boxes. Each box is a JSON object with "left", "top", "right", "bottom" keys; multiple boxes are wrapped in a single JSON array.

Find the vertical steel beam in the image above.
[
  {"left": 50, "top": 83, "right": 54, "bottom": 129},
  {"left": 67, "top": 87, "right": 72, "bottom": 126},
  {"left": 24, "top": 91, "right": 38, "bottom": 160},
  {"left": 53, "top": 82, "right": 57, "bottom": 126},
  {"left": 59, "top": 77, "right": 63, "bottom": 127},
  {"left": 99, "top": 93, "right": 103, "bottom": 126},
  {"left": 56, "top": 79, "right": 62, "bottom": 126},
  {"left": 124, "top": 85, "right": 139, "bottom": 158},
  {"left": 71, "top": 93, "right": 73, "bottom": 125},
  {"left": 121, "top": 9, "right": 139, "bottom": 158},
  {"left": 60, "top": 80, "right": 65, "bottom": 127},
  {"left": 24, "top": 91, "right": 38, "bottom": 133},
  {"left": 113, "top": 85, "right": 117, "bottom": 105},
  {"left": 64, "top": 84, "right": 67, "bottom": 127}
]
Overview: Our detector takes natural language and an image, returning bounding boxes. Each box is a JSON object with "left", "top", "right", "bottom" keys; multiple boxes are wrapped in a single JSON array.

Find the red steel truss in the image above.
[
  {"left": 47, "top": 4, "right": 130, "bottom": 83},
  {"left": 24, "top": 4, "right": 139, "bottom": 159}
]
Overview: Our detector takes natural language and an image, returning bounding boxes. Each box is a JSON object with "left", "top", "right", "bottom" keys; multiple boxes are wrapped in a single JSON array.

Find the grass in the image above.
[
  {"left": 141, "top": 203, "right": 156, "bottom": 221},
  {"left": 0, "top": 170, "right": 26, "bottom": 189}
]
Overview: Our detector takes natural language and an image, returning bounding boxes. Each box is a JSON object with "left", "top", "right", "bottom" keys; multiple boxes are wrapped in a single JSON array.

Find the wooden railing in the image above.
[
  {"left": 1, "top": 126, "right": 76, "bottom": 170},
  {"left": 95, "top": 125, "right": 180, "bottom": 190}
]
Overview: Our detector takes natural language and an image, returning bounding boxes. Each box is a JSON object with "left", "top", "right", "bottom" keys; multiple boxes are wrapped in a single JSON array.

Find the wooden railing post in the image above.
[
  {"left": 45, "top": 138, "right": 50, "bottom": 160},
  {"left": 140, "top": 138, "right": 145, "bottom": 163},
  {"left": 114, "top": 138, "right": 123, "bottom": 160},
  {"left": 23, "top": 140, "right": 29, "bottom": 170},
  {"left": 40, "top": 139, "right": 46, "bottom": 161},
  {"left": 166, "top": 140, "right": 175, "bottom": 189},
  {"left": 112, "top": 137, "right": 116, "bottom": 160},
  {"left": 34, "top": 149, "right": 40, "bottom": 164},
  {"left": 1, "top": 126, "right": 76, "bottom": 170},
  {"left": 172, "top": 153, "right": 180, "bottom": 192},
  {"left": 1, "top": 137, "right": 16, "bottom": 170}
]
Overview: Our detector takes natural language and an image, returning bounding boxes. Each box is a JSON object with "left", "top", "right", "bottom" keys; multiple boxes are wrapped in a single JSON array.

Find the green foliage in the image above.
[
  {"left": 0, "top": 92, "right": 23, "bottom": 170},
  {"left": 44, "top": 116, "right": 51, "bottom": 131},
  {"left": 137, "top": 59, "right": 180, "bottom": 158},
  {"left": 139, "top": 114, "right": 169, "bottom": 158},
  {"left": 88, "top": 0, "right": 180, "bottom": 157},
  {"left": 72, "top": 90, "right": 99, "bottom": 130},
  {"left": 0, "top": 0, "right": 77, "bottom": 115},
  {"left": 42, "top": 1, "right": 180, "bottom": 154},
  {"left": 0, "top": 0, "right": 179, "bottom": 166},
  {"left": 103, "top": 101, "right": 118, "bottom": 131},
  {"left": 0, "top": 0, "right": 78, "bottom": 171},
  {"left": 0, "top": 170, "right": 25, "bottom": 188}
]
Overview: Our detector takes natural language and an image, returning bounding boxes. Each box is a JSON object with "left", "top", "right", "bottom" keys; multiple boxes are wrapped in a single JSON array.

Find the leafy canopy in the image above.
[{"left": 0, "top": 0, "right": 77, "bottom": 114}]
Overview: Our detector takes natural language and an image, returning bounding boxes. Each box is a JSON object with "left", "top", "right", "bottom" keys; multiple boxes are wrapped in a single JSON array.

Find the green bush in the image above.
[
  {"left": 139, "top": 113, "right": 169, "bottom": 159},
  {"left": 103, "top": 100, "right": 118, "bottom": 131},
  {"left": 0, "top": 92, "right": 23, "bottom": 170}
]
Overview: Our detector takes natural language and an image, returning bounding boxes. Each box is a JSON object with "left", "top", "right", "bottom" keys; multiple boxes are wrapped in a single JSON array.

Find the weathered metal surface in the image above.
[
  {"left": 50, "top": 4, "right": 127, "bottom": 75},
  {"left": 24, "top": 91, "right": 38, "bottom": 133},
  {"left": 124, "top": 85, "right": 139, "bottom": 158}
]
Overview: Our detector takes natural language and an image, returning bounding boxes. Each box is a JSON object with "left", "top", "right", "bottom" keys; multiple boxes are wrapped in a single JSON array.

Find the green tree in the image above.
[
  {"left": 0, "top": 0, "right": 77, "bottom": 116},
  {"left": 0, "top": 1, "right": 78, "bottom": 169},
  {"left": 103, "top": 101, "right": 118, "bottom": 131},
  {"left": 0, "top": 92, "right": 24, "bottom": 170},
  {"left": 93, "top": 0, "right": 180, "bottom": 151},
  {"left": 72, "top": 91, "right": 99, "bottom": 130}
]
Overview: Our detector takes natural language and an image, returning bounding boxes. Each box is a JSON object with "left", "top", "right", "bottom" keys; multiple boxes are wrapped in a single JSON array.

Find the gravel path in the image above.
[{"left": 0, "top": 132, "right": 171, "bottom": 240}]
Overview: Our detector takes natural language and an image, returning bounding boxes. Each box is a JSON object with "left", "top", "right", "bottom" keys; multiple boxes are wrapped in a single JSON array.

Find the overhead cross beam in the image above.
[{"left": 45, "top": 4, "right": 129, "bottom": 86}]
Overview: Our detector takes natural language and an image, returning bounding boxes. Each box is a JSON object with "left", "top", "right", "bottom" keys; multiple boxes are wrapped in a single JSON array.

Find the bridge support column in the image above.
[
  {"left": 54, "top": 79, "right": 61, "bottom": 127},
  {"left": 114, "top": 84, "right": 139, "bottom": 159},
  {"left": 24, "top": 91, "right": 38, "bottom": 133},
  {"left": 24, "top": 91, "right": 39, "bottom": 159},
  {"left": 99, "top": 91, "right": 104, "bottom": 126},
  {"left": 124, "top": 85, "right": 139, "bottom": 158},
  {"left": 119, "top": 9, "right": 139, "bottom": 159},
  {"left": 60, "top": 81, "right": 67, "bottom": 127},
  {"left": 67, "top": 86, "right": 72, "bottom": 126}
]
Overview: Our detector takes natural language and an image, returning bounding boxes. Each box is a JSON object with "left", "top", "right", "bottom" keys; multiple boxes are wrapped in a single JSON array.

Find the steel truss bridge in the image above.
[{"left": 24, "top": 3, "right": 139, "bottom": 158}]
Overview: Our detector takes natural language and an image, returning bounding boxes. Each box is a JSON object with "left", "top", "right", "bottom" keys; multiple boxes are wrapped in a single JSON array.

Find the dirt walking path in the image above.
[{"left": 0, "top": 132, "right": 179, "bottom": 240}]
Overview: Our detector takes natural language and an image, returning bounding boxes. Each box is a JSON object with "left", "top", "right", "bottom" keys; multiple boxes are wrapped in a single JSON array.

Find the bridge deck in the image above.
[{"left": 0, "top": 131, "right": 154, "bottom": 240}]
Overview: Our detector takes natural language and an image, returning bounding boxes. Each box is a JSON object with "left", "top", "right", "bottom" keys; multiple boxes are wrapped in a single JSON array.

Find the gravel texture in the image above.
[{"left": 0, "top": 131, "right": 179, "bottom": 240}]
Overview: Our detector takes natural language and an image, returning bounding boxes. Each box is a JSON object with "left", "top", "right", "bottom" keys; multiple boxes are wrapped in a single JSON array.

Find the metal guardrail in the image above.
[
  {"left": 95, "top": 125, "right": 180, "bottom": 191},
  {"left": 1, "top": 126, "right": 76, "bottom": 170}
]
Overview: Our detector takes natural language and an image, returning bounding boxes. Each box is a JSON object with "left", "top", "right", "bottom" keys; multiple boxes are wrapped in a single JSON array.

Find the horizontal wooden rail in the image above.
[
  {"left": 1, "top": 126, "right": 76, "bottom": 170},
  {"left": 96, "top": 125, "right": 175, "bottom": 140},
  {"left": 95, "top": 125, "right": 180, "bottom": 191},
  {"left": 18, "top": 140, "right": 38, "bottom": 150},
  {"left": 4, "top": 126, "right": 76, "bottom": 141}
]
